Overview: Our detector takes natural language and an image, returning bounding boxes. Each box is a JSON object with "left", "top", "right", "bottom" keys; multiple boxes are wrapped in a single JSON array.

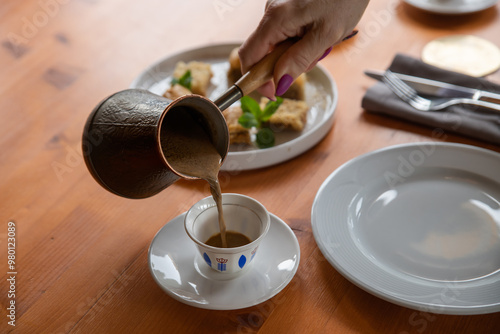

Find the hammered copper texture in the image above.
[
  {"left": 82, "top": 89, "right": 177, "bottom": 198},
  {"left": 82, "top": 89, "right": 229, "bottom": 199}
]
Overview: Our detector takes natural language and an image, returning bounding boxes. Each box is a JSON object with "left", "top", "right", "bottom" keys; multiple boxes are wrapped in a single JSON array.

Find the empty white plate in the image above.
[{"left": 312, "top": 142, "right": 500, "bottom": 314}]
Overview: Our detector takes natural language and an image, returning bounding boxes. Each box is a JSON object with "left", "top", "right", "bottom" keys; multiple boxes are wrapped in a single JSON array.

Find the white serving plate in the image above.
[
  {"left": 130, "top": 43, "right": 337, "bottom": 171},
  {"left": 404, "top": 0, "right": 498, "bottom": 15}
]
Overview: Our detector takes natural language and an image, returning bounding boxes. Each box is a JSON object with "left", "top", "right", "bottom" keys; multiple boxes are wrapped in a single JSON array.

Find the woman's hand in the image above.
[{"left": 238, "top": 0, "right": 370, "bottom": 99}]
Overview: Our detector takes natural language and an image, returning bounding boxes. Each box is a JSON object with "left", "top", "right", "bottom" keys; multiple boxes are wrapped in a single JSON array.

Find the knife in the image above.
[{"left": 364, "top": 69, "right": 500, "bottom": 105}]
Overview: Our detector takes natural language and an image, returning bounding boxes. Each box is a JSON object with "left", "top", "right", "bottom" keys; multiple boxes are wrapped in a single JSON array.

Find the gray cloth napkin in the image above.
[{"left": 362, "top": 54, "right": 500, "bottom": 145}]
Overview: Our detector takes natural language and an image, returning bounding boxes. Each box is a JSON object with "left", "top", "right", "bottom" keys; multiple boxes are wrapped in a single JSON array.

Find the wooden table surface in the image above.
[{"left": 2, "top": 0, "right": 500, "bottom": 333}]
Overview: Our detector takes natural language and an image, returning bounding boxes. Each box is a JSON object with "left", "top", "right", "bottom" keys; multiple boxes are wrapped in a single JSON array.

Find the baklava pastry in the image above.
[
  {"left": 260, "top": 97, "right": 309, "bottom": 132},
  {"left": 172, "top": 61, "right": 213, "bottom": 96},
  {"left": 222, "top": 106, "right": 251, "bottom": 145}
]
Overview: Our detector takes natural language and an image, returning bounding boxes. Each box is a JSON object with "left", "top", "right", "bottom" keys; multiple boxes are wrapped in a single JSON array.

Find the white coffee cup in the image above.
[{"left": 185, "top": 193, "right": 270, "bottom": 276}]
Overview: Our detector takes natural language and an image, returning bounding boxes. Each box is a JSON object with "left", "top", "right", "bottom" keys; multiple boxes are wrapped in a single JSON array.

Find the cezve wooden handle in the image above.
[
  {"left": 234, "top": 40, "right": 294, "bottom": 96},
  {"left": 213, "top": 40, "right": 294, "bottom": 111}
]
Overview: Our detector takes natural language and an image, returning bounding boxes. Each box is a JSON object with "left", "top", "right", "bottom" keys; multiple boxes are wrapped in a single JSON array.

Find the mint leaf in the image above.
[
  {"left": 238, "top": 112, "right": 259, "bottom": 128},
  {"left": 238, "top": 96, "right": 278, "bottom": 148},
  {"left": 171, "top": 70, "right": 192, "bottom": 90},
  {"left": 261, "top": 97, "right": 283, "bottom": 122},
  {"left": 240, "top": 96, "right": 261, "bottom": 119},
  {"left": 256, "top": 128, "right": 275, "bottom": 148}
]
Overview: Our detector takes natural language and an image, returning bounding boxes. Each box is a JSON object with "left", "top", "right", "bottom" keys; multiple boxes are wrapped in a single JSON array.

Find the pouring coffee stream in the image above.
[
  {"left": 160, "top": 108, "right": 228, "bottom": 247},
  {"left": 82, "top": 41, "right": 292, "bottom": 247}
]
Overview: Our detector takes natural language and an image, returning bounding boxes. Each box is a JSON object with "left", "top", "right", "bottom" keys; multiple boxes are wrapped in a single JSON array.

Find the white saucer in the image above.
[{"left": 148, "top": 212, "right": 300, "bottom": 310}]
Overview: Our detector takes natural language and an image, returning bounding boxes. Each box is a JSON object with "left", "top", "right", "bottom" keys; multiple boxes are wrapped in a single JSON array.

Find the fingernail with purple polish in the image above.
[
  {"left": 318, "top": 46, "right": 333, "bottom": 61},
  {"left": 276, "top": 74, "right": 294, "bottom": 96},
  {"left": 342, "top": 30, "right": 359, "bottom": 41}
]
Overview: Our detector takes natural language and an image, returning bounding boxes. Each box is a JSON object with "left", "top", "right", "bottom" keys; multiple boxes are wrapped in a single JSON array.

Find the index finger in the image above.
[{"left": 238, "top": 8, "right": 289, "bottom": 73}]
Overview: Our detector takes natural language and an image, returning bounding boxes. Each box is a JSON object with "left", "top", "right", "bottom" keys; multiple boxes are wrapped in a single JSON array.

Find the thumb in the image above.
[{"left": 273, "top": 32, "right": 337, "bottom": 96}]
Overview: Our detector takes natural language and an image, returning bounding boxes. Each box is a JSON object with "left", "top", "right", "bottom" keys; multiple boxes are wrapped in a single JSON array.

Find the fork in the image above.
[{"left": 382, "top": 70, "right": 500, "bottom": 114}]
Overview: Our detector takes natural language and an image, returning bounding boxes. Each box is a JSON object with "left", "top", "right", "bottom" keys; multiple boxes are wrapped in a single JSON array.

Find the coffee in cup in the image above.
[{"left": 185, "top": 193, "right": 270, "bottom": 275}]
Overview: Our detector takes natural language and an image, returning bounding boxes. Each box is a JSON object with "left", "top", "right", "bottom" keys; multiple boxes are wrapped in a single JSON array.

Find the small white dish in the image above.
[
  {"left": 312, "top": 142, "right": 500, "bottom": 315},
  {"left": 130, "top": 43, "right": 337, "bottom": 172},
  {"left": 148, "top": 212, "right": 300, "bottom": 310},
  {"left": 403, "top": 0, "right": 498, "bottom": 15}
]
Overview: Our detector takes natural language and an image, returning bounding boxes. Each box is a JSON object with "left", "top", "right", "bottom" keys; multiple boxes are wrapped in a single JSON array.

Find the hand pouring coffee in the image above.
[{"left": 82, "top": 41, "right": 292, "bottom": 248}]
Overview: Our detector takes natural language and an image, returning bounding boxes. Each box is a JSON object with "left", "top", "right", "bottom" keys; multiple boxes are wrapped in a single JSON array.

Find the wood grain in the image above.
[{"left": 1, "top": 0, "right": 499, "bottom": 333}]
